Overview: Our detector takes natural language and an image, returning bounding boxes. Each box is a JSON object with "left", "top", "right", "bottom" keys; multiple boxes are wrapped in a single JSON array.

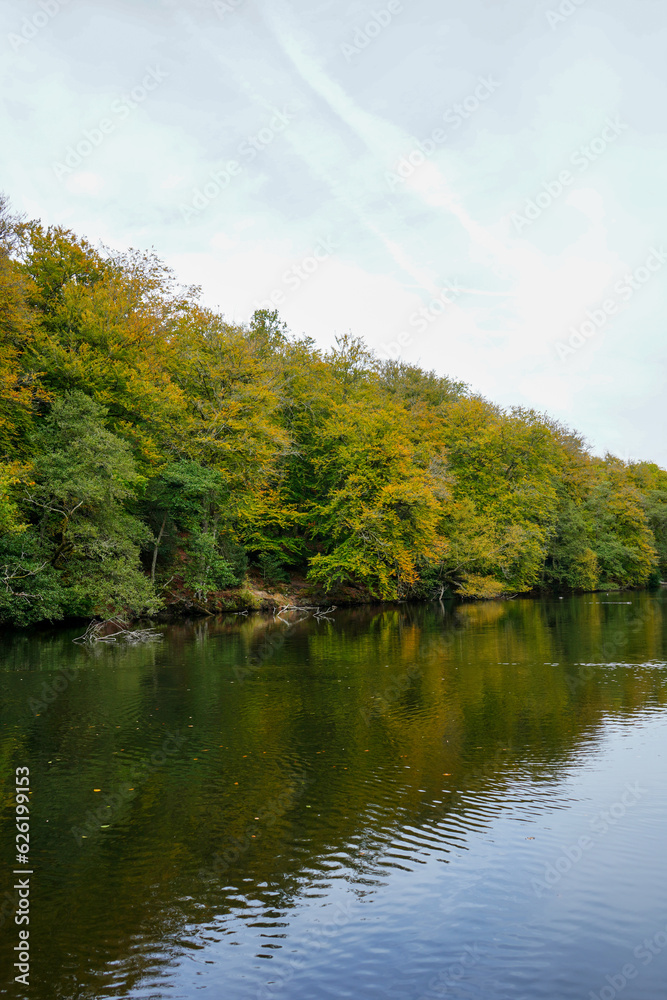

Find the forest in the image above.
[{"left": 1, "top": 192, "right": 667, "bottom": 627}]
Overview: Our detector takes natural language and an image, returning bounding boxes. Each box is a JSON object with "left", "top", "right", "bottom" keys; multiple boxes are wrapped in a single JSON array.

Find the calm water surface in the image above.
[{"left": 1, "top": 592, "right": 667, "bottom": 999}]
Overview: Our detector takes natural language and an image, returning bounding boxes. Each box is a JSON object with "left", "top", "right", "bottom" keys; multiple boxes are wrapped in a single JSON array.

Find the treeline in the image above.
[{"left": 1, "top": 194, "right": 666, "bottom": 626}]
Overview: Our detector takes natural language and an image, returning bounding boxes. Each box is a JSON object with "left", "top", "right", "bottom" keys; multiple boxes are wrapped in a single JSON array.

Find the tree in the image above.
[
  {"left": 438, "top": 398, "right": 562, "bottom": 594},
  {"left": 169, "top": 306, "right": 290, "bottom": 482},
  {"left": 142, "top": 460, "right": 246, "bottom": 599},
  {"left": 584, "top": 459, "right": 657, "bottom": 588},
  {"left": 20, "top": 227, "right": 192, "bottom": 466},
  {"left": 3, "top": 198, "right": 667, "bottom": 624},
  {"left": 19, "top": 392, "right": 160, "bottom": 620},
  {"left": 304, "top": 389, "right": 448, "bottom": 599},
  {"left": 627, "top": 462, "right": 667, "bottom": 580},
  {"left": 542, "top": 497, "right": 599, "bottom": 591},
  {"left": 0, "top": 194, "right": 48, "bottom": 456}
]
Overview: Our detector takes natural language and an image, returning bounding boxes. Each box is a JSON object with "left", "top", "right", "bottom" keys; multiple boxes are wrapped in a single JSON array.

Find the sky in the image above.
[{"left": 1, "top": 0, "right": 666, "bottom": 465}]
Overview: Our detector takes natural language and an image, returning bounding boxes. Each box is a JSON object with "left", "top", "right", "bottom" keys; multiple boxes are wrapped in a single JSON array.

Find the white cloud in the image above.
[{"left": 1, "top": 0, "right": 666, "bottom": 465}]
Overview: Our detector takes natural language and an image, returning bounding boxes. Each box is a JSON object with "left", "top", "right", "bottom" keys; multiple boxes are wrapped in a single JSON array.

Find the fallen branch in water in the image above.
[
  {"left": 73, "top": 617, "right": 162, "bottom": 644},
  {"left": 274, "top": 604, "right": 337, "bottom": 624}
]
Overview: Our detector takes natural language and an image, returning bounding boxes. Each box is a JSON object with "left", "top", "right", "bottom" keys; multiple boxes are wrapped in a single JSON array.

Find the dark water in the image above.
[{"left": 1, "top": 592, "right": 667, "bottom": 999}]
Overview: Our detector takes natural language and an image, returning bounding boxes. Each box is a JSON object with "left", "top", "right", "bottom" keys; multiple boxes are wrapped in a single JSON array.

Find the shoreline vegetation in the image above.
[{"left": 2, "top": 193, "right": 667, "bottom": 629}]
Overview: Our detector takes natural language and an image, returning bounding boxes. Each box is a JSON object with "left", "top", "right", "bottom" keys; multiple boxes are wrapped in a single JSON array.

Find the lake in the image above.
[{"left": 1, "top": 591, "right": 667, "bottom": 999}]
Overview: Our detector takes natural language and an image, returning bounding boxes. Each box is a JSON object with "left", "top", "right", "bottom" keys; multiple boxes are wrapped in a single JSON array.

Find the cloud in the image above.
[{"left": 1, "top": 0, "right": 666, "bottom": 464}]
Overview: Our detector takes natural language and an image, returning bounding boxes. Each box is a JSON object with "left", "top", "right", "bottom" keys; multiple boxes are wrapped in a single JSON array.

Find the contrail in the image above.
[{"left": 260, "top": 0, "right": 514, "bottom": 292}]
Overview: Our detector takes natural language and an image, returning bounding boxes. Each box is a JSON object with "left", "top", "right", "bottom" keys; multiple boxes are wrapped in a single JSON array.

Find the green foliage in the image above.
[
  {"left": 254, "top": 552, "right": 290, "bottom": 588},
  {"left": 0, "top": 391, "right": 160, "bottom": 624},
  {"left": 627, "top": 462, "right": 667, "bottom": 579},
  {"left": 0, "top": 462, "right": 27, "bottom": 535},
  {"left": 543, "top": 498, "right": 600, "bottom": 591},
  {"left": 1, "top": 193, "right": 666, "bottom": 625},
  {"left": 144, "top": 460, "right": 225, "bottom": 533},
  {"left": 584, "top": 462, "right": 657, "bottom": 588},
  {"left": 0, "top": 530, "right": 67, "bottom": 627},
  {"left": 142, "top": 460, "right": 246, "bottom": 596},
  {"left": 0, "top": 196, "right": 49, "bottom": 456},
  {"left": 183, "top": 528, "right": 240, "bottom": 601},
  {"left": 302, "top": 383, "right": 447, "bottom": 599},
  {"left": 642, "top": 491, "right": 667, "bottom": 579}
]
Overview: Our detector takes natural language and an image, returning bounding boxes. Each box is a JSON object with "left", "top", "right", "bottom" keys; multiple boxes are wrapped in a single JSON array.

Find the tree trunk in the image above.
[{"left": 151, "top": 516, "right": 167, "bottom": 583}]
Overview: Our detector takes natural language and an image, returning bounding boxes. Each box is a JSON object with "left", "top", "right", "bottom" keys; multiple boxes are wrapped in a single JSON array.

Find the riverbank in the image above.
[
  {"left": 152, "top": 572, "right": 393, "bottom": 620},
  {"left": 150, "top": 571, "right": 648, "bottom": 623}
]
